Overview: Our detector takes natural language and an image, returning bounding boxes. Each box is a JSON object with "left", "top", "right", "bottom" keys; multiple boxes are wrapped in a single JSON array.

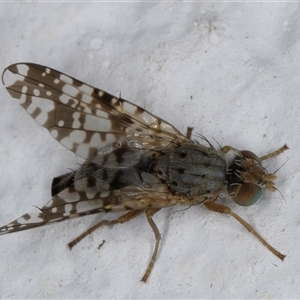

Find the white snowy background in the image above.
[{"left": 0, "top": 2, "right": 299, "bottom": 299}]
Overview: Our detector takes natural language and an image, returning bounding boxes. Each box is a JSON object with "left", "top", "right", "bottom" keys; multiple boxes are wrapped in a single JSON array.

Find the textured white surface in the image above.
[{"left": 0, "top": 2, "right": 299, "bottom": 299}]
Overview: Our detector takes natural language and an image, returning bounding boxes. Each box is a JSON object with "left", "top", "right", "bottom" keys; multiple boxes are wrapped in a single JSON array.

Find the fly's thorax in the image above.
[
  {"left": 227, "top": 150, "right": 277, "bottom": 206},
  {"left": 153, "top": 143, "right": 226, "bottom": 198}
]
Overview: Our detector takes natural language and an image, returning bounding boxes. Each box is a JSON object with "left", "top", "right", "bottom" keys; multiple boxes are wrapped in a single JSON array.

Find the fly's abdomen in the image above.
[{"left": 73, "top": 147, "right": 158, "bottom": 192}]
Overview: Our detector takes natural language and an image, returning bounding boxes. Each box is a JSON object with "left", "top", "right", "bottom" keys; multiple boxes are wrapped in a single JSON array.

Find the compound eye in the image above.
[
  {"left": 228, "top": 182, "right": 262, "bottom": 206},
  {"left": 240, "top": 150, "right": 260, "bottom": 161}
]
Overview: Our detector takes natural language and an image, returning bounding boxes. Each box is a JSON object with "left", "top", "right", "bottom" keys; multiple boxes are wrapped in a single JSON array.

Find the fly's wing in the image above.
[
  {"left": 2, "top": 63, "right": 190, "bottom": 159},
  {"left": 0, "top": 176, "right": 175, "bottom": 235},
  {"left": 0, "top": 63, "right": 190, "bottom": 235},
  {"left": 0, "top": 187, "right": 105, "bottom": 234}
]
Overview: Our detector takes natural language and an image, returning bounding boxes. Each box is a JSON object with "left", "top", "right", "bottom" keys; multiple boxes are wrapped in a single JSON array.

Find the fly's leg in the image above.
[
  {"left": 68, "top": 210, "right": 143, "bottom": 249},
  {"left": 204, "top": 201, "right": 286, "bottom": 261},
  {"left": 259, "top": 144, "right": 288, "bottom": 161},
  {"left": 186, "top": 127, "right": 193, "bottom": 139},
  {"left": 141, "top": 208, "right": 161, "bottom": 283},
  {"left": 221, "top": 144, "right": 288, "bottom": 160}
]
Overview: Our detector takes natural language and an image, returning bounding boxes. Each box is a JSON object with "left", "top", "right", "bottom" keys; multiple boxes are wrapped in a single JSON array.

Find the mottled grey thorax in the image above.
[{"left": 154, "top": 144, "right": 226, "bottom": 197}]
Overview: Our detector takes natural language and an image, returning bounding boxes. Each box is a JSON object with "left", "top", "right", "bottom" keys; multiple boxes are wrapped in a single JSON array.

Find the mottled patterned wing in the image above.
[
  {"left": 0, "top": 176, "right": 175, "bottom": 235},
  {"left": 0, "top": 187, "right": 105, "bottom": 234},
  {"left": 2, "top": 63, "right": 189, "bottom": 159}
]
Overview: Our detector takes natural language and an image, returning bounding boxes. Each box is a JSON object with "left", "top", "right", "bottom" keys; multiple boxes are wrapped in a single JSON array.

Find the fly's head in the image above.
[{"left": 227, "top": 150, "right": 277, "bottom": 206}]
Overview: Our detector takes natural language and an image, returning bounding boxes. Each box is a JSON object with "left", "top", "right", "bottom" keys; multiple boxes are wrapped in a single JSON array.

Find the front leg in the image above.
[
  {"left": 221, "top": 144, "right": 288, "bottom": 160},
  {"left": 204, "top": 201, "right": 285, "bottom": 261}
]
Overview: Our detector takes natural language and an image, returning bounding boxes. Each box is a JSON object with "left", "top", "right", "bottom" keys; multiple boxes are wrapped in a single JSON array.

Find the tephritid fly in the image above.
[{"left": 0, "top": 63, "right": 288, "bottom": 282}]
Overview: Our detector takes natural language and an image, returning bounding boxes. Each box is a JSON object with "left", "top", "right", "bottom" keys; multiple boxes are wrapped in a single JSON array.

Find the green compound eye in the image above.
[
  {"left": 240, "top": 150, "right": 260, "bottom": 161},
  {"left": 227, "top": 150, "right": 264, "bottom": 206},
  {"left": 228, "top": 182, "right": 262, "bottom": 206}
]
